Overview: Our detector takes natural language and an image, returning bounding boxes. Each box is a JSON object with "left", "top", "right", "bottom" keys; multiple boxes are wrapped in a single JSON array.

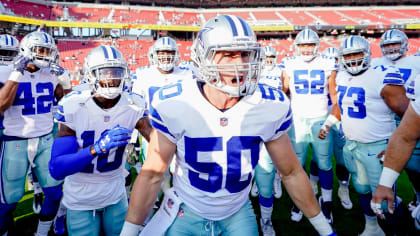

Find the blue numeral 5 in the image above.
[
  {"left": 80, "top": 130, "right": 125, "bottom": 173},
  {"left": 337, "top": 86, "right": 366, "bottom": 119},
  {"left": 184, "top": 136, "right": 261, "bottom": 193},
  {"left": 258, "top": 84, "right": 284, "bottom": 101},
  {"left": 294, "top": 70, "right": 325, "bottom": 94}
]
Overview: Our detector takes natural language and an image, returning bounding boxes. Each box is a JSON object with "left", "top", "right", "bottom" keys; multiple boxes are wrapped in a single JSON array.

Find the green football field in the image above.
[{"left": 10, "top": 156, "right": 417, "bottom": 236}]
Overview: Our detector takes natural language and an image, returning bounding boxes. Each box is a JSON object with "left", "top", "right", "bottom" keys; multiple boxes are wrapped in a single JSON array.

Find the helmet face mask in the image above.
[
  {"left": 19, "top": 31, "right": 57, "bottom": 68},
  {"left": 380, "top": 29, "right": 408, "bottom": 61},
  {"left": 83, "top": 45, "right": 129, "bottom": 99},
  {"left": 191, "top": 15, "right": 261, "bottom": 97},
  {"left": 339, "top": 36, "right": 371, "bottom": 75},
  {"left": 152, "top": 37, "right": 179, "bottom": 72},
  {"left": 294, "top": 29, "right": 320, "bottom": 62}
]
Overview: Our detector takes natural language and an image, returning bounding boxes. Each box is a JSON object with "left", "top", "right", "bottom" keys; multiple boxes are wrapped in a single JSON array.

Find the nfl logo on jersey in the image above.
[
  {"left": 220, "top": 117, "right": 228, "bottom": 127},
  {"left": 104, "top": 115, "right": 110, "bottom": 122},
  {"left": 167, "top": 198, "right": 174, "bottom": 209}
]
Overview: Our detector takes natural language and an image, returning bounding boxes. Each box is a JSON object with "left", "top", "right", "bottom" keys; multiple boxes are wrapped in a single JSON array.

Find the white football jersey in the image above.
[
  {"left": 411, "top": 74, "right": 420, "bottom": 115},
  {"left": 336, "top": 66, "right": 404, "bottom": 143},
  {"left": 0, "top": 64, "right": 10, "bottom": 130},
  {"left": 372, "top": 55, "right": 420, "bottom": 99},
  {"left": 281, "top": 55, "right": 337, "bottom": 118},
  {"left": 0, "top": 66, "right": 58, "bottom": 138},
  {"left": 132, "top": 65, "right": 194, "bottom": 108},
  {"left": 149, "top": 78, "right": 292, "bottom": 220},
  {"left": 56, "top": 90, "right": 147, "bottom": 210},
  {"left": 259, "top": 65, "right": 283, "bottom": 90}
]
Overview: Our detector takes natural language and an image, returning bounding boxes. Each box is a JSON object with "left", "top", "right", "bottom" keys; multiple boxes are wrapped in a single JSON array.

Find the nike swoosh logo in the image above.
[{"left": 368, "top": 153, "right": 376, "bottom": 157}]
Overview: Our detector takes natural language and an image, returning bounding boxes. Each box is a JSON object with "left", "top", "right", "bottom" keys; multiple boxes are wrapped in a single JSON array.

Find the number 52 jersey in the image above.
[{"left": 150, "top": 78, "right": 292, "bottom": 220}]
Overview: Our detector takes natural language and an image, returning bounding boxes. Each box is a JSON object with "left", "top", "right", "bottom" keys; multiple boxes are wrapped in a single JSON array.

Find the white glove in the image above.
[{"left": 57, "top": 69, "right": 72, "bottom": 90}]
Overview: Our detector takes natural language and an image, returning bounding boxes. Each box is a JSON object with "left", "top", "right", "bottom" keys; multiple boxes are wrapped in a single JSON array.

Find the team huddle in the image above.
[{"left": 0, "top": 14, "right": 419, "bottom": 236}]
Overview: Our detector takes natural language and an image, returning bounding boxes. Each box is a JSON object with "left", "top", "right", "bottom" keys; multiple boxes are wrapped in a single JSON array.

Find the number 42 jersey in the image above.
[{"left": 150, "top": 78, "right": 292, "bottom": 220}]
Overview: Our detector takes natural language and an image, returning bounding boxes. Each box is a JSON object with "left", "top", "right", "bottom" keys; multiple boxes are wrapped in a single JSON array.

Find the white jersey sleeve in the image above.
[
  {"left": 55, "top": 90, "right": 91, "bottom": 130},
  {"left": 259, "top": 65, "right": 283, "bottom": 90},
  {"left": 149, "top": 79, "right": 291, "bottom": 220},
  {"left": 410, "top": 74, "right": 420, "bottom": 115}
]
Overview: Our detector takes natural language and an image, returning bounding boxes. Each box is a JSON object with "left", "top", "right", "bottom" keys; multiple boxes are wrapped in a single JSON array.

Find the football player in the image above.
[
  {"left": 372, "top": 73, "right": 420, "bottom": 231},
  {"left": 49, "top": 45, "right": 152, "bottom": 236},
  {"left": 372, "top": 29, "right": 420, "bottom": 213},
  {"left": 281, "top": 29, "right": 337, "bottom": 223},
  {"left": 132, "top": 36, "right": 195, "bottom": 193},
  {"left": 319, "top": 36, "right": 409, "bottom": 235},
  {"left": 0, "top": 31, "right": 66, "bottom": 236},
  {"left": 308, "top": 47, "right": 352, "bottom": 211},
  {"left": 251, "top": 45, "right": 283, "bottom": 235},
  {"left": 0, "top": 34, "right": 19, "bottom": 138},
  {"left": 121, "top": 15, "right": 335, "bottom": 236}
]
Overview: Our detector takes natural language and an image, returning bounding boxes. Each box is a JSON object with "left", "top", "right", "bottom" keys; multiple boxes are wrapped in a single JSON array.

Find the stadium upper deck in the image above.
[{"left": 1, "top": 0, "right": 419, "bottom": 26}]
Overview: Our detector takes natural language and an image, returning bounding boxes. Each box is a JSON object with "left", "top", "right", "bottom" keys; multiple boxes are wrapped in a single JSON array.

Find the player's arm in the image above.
[
  {"left": 381, "top": 84, "right": 409, "bottom": 118},
  {"left": 54, "top": 84, "right": 65, "bottom": 102},
  {"left": 123, "top": 129, "right": 176, "bottom": 234},
  {"left": 0, "top": 79, "right": 20, "bottom": 115},
  {"left": 135, "top": 116, "right": 153, "bottom": 142},
  {"left": 266, "top": 134, "right": 334, "bottom": 236},
  {"left": 49, "top": 124, "right": 131, "bottom": 180},
  {"left": 318, "top": 104, "right": 341, "bottom": 140},
  {"left": 281, "top": 71, "right": 290, "bottom": 94},
  {"left": 327, "top": 71, "right": 338, "bottom": 105},
  {"left": 0, "top": 56, "right": 31, "bottom": 114},
  {"left": 372, "top": 103, "right": 420, "bottom": 214}
]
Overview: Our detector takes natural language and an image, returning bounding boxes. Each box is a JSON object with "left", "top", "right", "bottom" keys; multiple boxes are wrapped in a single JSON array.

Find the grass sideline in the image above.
[{"left": 11, "top": 156, "right": 416, "bottom": 236}]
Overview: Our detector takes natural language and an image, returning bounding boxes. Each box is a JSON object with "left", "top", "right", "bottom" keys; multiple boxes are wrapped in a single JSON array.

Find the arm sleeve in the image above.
[{"left": 49, "top": 136, "right": 96, "bottom": 180}]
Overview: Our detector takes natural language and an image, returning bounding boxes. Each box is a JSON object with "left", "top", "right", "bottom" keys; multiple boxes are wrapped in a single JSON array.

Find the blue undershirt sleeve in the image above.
[{"left": 49, "top": 135, "right": 96, "bottom": 180}]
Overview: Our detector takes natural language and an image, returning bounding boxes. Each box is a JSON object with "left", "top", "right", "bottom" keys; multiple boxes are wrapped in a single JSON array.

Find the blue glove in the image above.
[
  {"left": 93, "top": 125, "right": 132, "bottom": 156},
  {"left": 50, "top": 63, "right": 65, "bottom": 76},
  {"left": 13, "top": 55, "right": 30, "bottom": 74},
  {"left": 323, "top": 232, "right": 337, "bottom": 236}
]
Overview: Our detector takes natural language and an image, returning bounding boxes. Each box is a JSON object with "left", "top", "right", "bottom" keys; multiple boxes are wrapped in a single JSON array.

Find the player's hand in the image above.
[
  {"left": 12, "top": 55, "right": 30, "bottom": 74},
  {"left": 318, "top": 125, "right": 330, "bottom": 139},
  {"left": 50, "top": 63, "right": 65, "bottom": 76},
  {"left": 93, "top": 125, "right": 132, "bottom": 156},
  {"left": 56, "top": 69, "right": 72, "bottom": 90},
  {"left": 376, "top": 150, "right": 385, "bottom": 163},
  {"left": 371, "top": 184, "right": 394, "bottom": 219}
]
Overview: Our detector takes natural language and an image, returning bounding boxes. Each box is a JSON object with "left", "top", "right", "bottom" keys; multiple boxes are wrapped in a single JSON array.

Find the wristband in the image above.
[
  {"left": 379, "top": 167, "right": 400, "bottom": 188},
  {"left": 120, "top": 221, "right": 144, "bottom": 236},
  {"left": 321, "top": 115, "right": 340, "bottom": 132},
  {"left": 308, "top": 212, "right": 333, "bottom": 236},
  {"left": 8, "top": 70, "right": 23, "bottom": 82}
]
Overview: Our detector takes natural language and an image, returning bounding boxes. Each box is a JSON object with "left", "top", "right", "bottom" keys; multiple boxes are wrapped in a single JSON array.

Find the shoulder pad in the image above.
[
  {"left": 58, "top": 90, "right": 91, "bottom": 114},
  {"left": 124, "top": 92, "right": 146, "bottom": 108}
]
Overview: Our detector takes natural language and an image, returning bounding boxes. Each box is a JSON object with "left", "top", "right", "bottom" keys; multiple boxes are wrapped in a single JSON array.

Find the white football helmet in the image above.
[
  {"left": 0, "top": 34, "right": 19, "bottom": 65},
  {"left": 322, "top": 47, "right": 338, "bottom": 60},
  {"left": 19, "top": 31, "right": 57, "bottom": 68},
  {"left": 191, "top": 15, "right": 261, "bottom": 97},
  {"left": 339, "top": 36, "right": 371, "bottom": 75},
  {"left": 82, "top": 45, "right": 129, "bottom": 99},
  {"left": 294, "top": 29, "right": 320, "bottom": 62},
  {"left": 152, "top": 37, "right": 180, "bottom": 72},
  {"left": 380, "top": 29, "right": 408, "bottom": 61},
  {"left": 261, "top": 46, "right": 277, "bottom": 70}
]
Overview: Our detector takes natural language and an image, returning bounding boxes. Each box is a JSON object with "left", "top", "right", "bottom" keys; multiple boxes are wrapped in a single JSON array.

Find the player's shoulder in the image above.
[
  {"left": 122, "top": 91, "right": 146, "bottom": 110},
  {"left": 151, "top": 78, "right": 192, "bottom": 105},
  {"left": 135, "top": 65, "right": 152, "bottom": 75},
  {"left": 253, "top": 83, "right": 289, "bottom": 107},
  {"left": 58, "top": 90, "right": 91, "bottom": 114},
  {"left": 0, "top": 64, "right": 13, "bottom": 82}
]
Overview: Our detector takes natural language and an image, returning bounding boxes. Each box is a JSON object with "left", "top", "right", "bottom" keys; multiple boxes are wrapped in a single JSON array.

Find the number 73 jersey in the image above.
[
  {"left": 336, "top": 66, "right": 404, "bottom": 143},
  {"left": 281, "top": 55, "right": 337, "bottom": 118},
  {"left": 150, "top": 79, "right": 292, "bottom": 220}
]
